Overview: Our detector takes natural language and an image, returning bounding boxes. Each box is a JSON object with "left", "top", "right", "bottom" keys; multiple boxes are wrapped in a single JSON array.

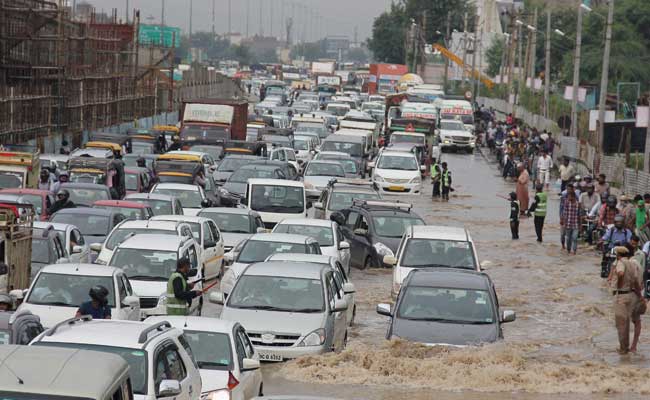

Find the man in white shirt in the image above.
[
  {"left": 536, "top": 149, "right": 553, "bottom": 189},
  {"left": 558, "top": 157, "right": 575, "bottom": 192}
]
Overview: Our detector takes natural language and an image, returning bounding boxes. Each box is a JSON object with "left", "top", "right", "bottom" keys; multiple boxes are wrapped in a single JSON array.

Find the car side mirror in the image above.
[
  {"left": 201, "top": 199, "right": 212, "bottom": 208},
  {"left": 187, "top": 269, "right": 198, "bottom": 278},
  {"left": 241, "top": 358, "right": 260, "bottom": 372},
  {"left": 314, "top": 201, "right": 323, "bottom": 210},
  {"left": 329, "top": 211, "right": 345, "bottom": 226},
  {"left": 209, "top": 291, "right": 225, "bottom": 305},
  {"left": 332, "top": 298, "right": 348, "bottom": 313},
  {"left": 383, "top": 255, "right": 397, "bottom": 266},
  {"left": 122, "top": 295, "right": 139, "bottom": 308},
  {"left": 306, "top": 201, "right": 312, "bottom": 209},
  {"left": 71, "top": 245, "right": 83, "bottom": 254},
  {"left": 158, "top": 380, "right": 181, "bottom": 397},
  {"left": 376, "top": 303, "right": 392, "bottom": 317},
  {"left": 90, "top": 243, "right": 102, "bottom": 252},
  {"left": 224, "top": 252, "right": 234, "bottom": 265},
  {"left": 353, "top": 228, "right": 368, "bottom": 236},
  {"left": 256, "top": 227, "right": 267, "bottom": 233},
  {"left": 343, "top": 282, "right": 355, "bottom": 294},
  {"left": 204, "top": 240, "right": 217, "bottom": 249},
  {"left": 56, "top": 257, "right": 70, "bottom": 264},
  {"left": 501, "top": 310, "right": 516, "bottom": 323},
  {"left": 338, "top": 241, "right": 350, "bottom": 250}
]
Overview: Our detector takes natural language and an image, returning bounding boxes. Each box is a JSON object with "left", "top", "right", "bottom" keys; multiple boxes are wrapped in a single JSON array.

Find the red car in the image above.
[
  {"left": 92, "top": 200, "right": 154, "bottom": 220},
  {"left": 0, "top": 188, "right": 55, "bottom": 221}
]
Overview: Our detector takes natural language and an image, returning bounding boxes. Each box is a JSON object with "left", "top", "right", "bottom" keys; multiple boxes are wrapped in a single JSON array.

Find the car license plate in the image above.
[
  {"left": 258, "top": 352, "right": 283, "bottom": 362},
  {"left": 388, "top": 185, "right": 405, "bottom": 191}
]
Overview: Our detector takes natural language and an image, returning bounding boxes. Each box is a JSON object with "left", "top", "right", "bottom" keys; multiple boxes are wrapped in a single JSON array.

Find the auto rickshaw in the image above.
[
  {"left": 154, "top": 160, "right": 203, "bottom": 185},
  {"left": 153, "top": 125, "right": 180, "bottom": 150},
  {"left": 86, "top": 132, "right": 132, "bottom": 156},
  {"left": 222, "top": 140, "right": 268, "bottom": 158},
  {"left": 127, "top": 128, "right": 165, "bottom": 154},
  {"left": 68, "top": 157, "right": 126, "bottom": 199}
]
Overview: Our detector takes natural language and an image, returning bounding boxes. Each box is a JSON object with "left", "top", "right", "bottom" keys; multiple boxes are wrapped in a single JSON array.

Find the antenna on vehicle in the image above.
[{"left": 0, "top": 347, "right": 24, "bottom": 384}]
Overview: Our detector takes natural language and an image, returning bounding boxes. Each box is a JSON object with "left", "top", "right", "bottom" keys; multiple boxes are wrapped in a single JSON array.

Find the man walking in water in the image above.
[
  {"left": 528, "top": 184, "right": 547, "bottom": 242},
  {"left": 440, "top": 162, "right": 452, "bottom": 201},
  {"left": 516, "top": 163, "right": 530, "bottom": 215},
  {"left": 608, "top": 246, "right": 644, "bottom": 354}
]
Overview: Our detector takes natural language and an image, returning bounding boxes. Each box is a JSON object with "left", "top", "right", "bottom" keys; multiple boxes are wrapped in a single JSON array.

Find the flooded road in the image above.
[{"left": 206, "top": 150, "right": 650, "bottom": 398}]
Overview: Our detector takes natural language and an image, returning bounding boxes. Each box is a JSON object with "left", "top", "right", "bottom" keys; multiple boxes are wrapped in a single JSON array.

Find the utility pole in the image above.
[
  {"left": 476, "top": 27, "right": 484, "bottom": 100},
  {"left": 543, "top": 10, "right": 551, "bottom": 118},
  {"left": 412, "top": 21, "right": 419, "bottom": 73},
  {"left": 246, "top": 0, "right": 250, "bottom": 38},
  {"left": 126, "top": 0, "right": 129, "bottom": 23},
  {"left": 598, "top": 0, "right": 614, "bottom": 167},
  {"left": 529, "top": 8, "right": 538, "bottom": 83},
  {"left": 161, "top": 0, "right": 165, "bottom": 26},
  {"left": 259, "top": 0, "right": 263, "bottom": 36},
  {"left": 570, "top": 2, "right": 584, "bottom": 137},
  {"left": 270, "top": 0, "right": 274, "bottom": 38},
  {"left": 211, "top": 0, "right": 215, "bottom": 37},
  {"left": 443, "top": 11, "right": 451, "bottom": 90},
  {"left": 228, "top": 0, "right": 232, "bottom": 36},
  {"left": 506, "top": 18, "right": 516, "bottom": 103},
  {"left": 461, "top": 12, "right": 469, "bottom": 82}
]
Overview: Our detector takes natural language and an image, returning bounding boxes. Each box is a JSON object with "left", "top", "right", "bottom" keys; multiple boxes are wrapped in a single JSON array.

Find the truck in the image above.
[
  {"left": 0, "top": 145, "right": 40, "bottom": 189},
  {"left": 311, "top": 61, "right": 336, "bottom": 75},
  {"left": 0, "top": 202, "right": 34, "bottom": 293},
  {"left": 368, "top": 63, "right": 409, "bottom": 94},
  {"left": 180, "top": 98, "right": 249, "bottom": 142},
  {"left": 316, "top": 74, "right": 342, "bottom": 91}
]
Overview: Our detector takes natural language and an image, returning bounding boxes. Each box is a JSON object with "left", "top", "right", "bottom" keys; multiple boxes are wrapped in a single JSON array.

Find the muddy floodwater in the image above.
[{"left": 206, "top": 151, "right": 650, "bottom": 398}]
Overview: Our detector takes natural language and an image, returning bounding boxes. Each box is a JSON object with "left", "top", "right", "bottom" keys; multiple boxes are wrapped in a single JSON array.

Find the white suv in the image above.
[
  {"left": 385, "top": 225, "right": 481, "bottom": 298},
  {"left": 31, "top": 318, "right": 202, "bottom": 400}
]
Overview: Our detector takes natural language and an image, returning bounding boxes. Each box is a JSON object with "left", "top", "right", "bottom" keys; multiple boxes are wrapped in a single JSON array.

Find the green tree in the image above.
[
  {"left": 367, "top": 3, "right": 408, "bottom": 63},
  {"left": 485, "top": 37, "right": 504, "bottom": 77},
  {"left": 404, "top": 0, "right": 475, "bottom": 45}
]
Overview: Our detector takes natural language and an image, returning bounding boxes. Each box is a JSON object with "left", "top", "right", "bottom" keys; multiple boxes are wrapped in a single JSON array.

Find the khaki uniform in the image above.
[
  {"left": 611, "top": 259, "right": 640, "bottom": 352},
  {"left": 629, "top": 258, "right": 647, "bottom": 322}
]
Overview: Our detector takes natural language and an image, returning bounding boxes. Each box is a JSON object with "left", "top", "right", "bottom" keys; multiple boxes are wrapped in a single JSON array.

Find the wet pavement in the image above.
[{"left": 205, "top": 149, "right": 650, "bottom": 398}]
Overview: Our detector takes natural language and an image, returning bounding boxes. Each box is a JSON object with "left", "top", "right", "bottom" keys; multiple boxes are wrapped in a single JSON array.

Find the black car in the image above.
[
  {"left": 332, "top": 199, "right": 424, "bottom": 270},
  {"left": 213, "top": 155, "right": 263, "bottom": 185},
  {"left": 223, "top": 164, "right": 287, "bottom": 198},
  {"left": 31, "top": 227, "right": 66, "bottom": 278},
  {"left": 377, "top": 269, "right": 516, "bottom": 345}
]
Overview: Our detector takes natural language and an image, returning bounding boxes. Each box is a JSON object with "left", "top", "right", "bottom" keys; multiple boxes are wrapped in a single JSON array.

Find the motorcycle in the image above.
[{"left": 601, "top": 243, "right": 617, "bottom": 278}]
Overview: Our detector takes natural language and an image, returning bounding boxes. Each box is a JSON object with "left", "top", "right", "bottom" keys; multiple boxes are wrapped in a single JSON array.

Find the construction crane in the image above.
[{"left": 432, "top": 43, "right": 495, "bottom": 89}]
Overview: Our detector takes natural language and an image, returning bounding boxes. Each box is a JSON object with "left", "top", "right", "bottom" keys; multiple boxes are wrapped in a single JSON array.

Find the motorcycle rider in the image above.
[
  {"left": 599, "top": 215, "right": 633, "bottom": 278},
  {"left": 598, "top": 195, "right": 619, "bottom": 233}
]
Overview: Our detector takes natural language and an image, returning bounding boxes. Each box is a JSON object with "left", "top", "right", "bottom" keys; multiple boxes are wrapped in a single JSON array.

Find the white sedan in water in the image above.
[{"left": 372, "top": 150, "right": 422, "bottom": 195}]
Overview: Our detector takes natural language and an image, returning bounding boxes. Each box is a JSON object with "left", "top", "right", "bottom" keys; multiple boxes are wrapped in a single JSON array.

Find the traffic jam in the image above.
[{"left": 0, "top": 65, "right": 511, "bottom": 400}]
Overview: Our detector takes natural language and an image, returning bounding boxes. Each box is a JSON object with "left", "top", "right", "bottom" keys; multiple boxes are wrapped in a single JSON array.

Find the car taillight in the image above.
[{"left": 227, "top": 372, "right": 239, "bottom": 390}]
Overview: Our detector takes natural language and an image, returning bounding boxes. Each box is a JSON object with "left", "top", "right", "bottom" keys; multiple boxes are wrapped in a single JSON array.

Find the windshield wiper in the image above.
[
  {"left": 405, "top": 263, "right": 453, "bottom": 268},
  {"left": 127, "top": 275, "right": 168, "bottom": 281},
  {"left": 33, "top": 301, "right": 75, "bottom": 307},
  {"left": 234, "top": 305, "right": 292, "bottom": 312},
  {"left": 197, "top": 361, "right": 229, "bottom": 368},
  {"left": 290, "top": 308, "right": 323, "bottom": 313}
]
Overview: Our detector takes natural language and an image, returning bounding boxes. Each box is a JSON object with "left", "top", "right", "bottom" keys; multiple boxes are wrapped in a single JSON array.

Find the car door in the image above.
[
  {"left": 314, "top": 189, "right": 328, "bottom": 220},
  {"left": 70, "top": 228, "right": 90, "bottom": 263},
  {"left": 154, "top": 343, "right": 193, "bottom": 400},
  {"left": 52, "top": 235, "right": 67, "bottom": 263},
  {"left": 234, "top": 326, "right": 259, "bottom": 399},
  {"left": 201, "top": 221, "right": 219, "bottom": 280},
  {"left": 117, "top": 273, "right": 140, "bottom": 321},
  {"left": 339, "top": 210, "right": 362, "bottom": 268},
  {"left": 207, "top": 220, "right": 224, "bottom": 276},
  {"left": 185, "top": 245, "right": 202, "bottom": 313},
  {"left": 333, "top": 262, "right": 354, "bottom": 325},
  {"left": 351, "top": 213, "right": 372, "bottom": 268},
  {"left": 335, "top": 225, "right": 351, "bottom": 272},
  {"left": 325, "top": 275, "right": 345, "bottom": 351}
]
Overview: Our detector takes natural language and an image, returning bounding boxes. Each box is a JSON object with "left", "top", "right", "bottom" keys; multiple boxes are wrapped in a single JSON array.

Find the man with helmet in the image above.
[
  {"left": 136, "top": 156, "right": 155, "bottom": 182},
  {"left": 76, "top": 286, "right": 111, "bottom": 319},
  {"left": 37, "top": 169, "right": 55, "bottom": 192},
  {"left": 598, "top": 195, "right": 619, "bottom": 232},
  {"left": 47, "top": 189, "right": 76, "bottom": 215},
  {"left": 600, "top": 215, "right": 633, "bottom": 251},
  {"left": 166, "top": 257, "right": 201, "bottom": 315},
  {"left": 527, "top": 183, "right": 547, "bottom": 243}
]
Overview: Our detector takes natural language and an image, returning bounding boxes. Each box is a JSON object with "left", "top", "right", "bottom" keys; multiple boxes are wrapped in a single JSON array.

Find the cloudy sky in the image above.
[{"left": 81, "top": 0, "right": 394, "bottom": 41}]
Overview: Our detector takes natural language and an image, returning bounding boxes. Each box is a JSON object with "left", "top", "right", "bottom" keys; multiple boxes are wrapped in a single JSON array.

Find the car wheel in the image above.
[{"left": 360, "top": 256, "right": 372, "bottom": 270}]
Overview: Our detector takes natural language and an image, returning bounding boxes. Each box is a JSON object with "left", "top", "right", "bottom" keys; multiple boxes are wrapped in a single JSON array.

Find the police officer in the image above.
[
  {"left": 528, "top": 184, "right": 547, "bottom": 243},
  {"left": 76, "top": 286, "right": 111, "bottom": 319},
  {"left": 440, "top": 162, "right": 452, "bottom": 201},
  {"left": 430, "top": 157, "right": 441, "bottom": 198},
  {"left": 166, "top": 257, "right": 201, "bottom": 315}
]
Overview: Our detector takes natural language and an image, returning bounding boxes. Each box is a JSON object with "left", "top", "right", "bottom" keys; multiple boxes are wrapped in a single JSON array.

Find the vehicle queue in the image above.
[{"left": 0, "top": 76, "right": 516, "bottom": 399}]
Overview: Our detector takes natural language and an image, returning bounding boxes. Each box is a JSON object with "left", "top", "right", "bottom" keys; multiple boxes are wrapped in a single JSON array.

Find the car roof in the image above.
[
  {"left": 199, "top": 207, "right": 257, "bottom": 216},
  {"left": 117, "top": 234, "right": 185, "bottom": 250},
  {"left": 0, "top": 188, "right": 50, "bottom": 195},
  {"left": 0, "top": 345, "right": 128, "bottom": 398},
  {"left": 93, "top": 200, "right": 148, "bottom": 209},
  {"left": 116, "top": 219, "right": 185, "bottom": 230},
  {"left": 276, "top": 218, "right": 333, "bottom": 228},
  {"left": 267, "top": 253, "right": 334, "bottom": 265},
  {"left": 247, "top": 178, "right": 304, "bottom": 187},
  {"left": 145, "top": 316, "right": 237, "bottom": 333},
  {"left": 125, "top": 193, "right": 175, "bottom": 201},
  {"left": 39, "top": 263, "right": 119, "bottom": 277},
  {"left": 317, "top": 151, "right": 352, "bottom": 158},
  {"left": 379, "top": 150, "right": 415, "bottom": 158},
  {"left": 307, "top": 160, "right": 343, "bottom": 166},
  {"left": 167, "top": 150, "right": 207, "bottom": 157},
  {"left": 405, "top": 269, "right": 489, "bottom": 291},
  {"left": 410, "top": 225, "right": 469, "bottom": 241},
  {"left": 238, "top": 164, "right": 282, "bottom": 171},
  {"left": 244, "top": 261, "right": 326, "bottom": 279},
  {"left": 51, "top": 207, "right": 115, "bottom": 217},
  {"left": 322, "top": 135, "right": 364, "bottom": 144},
  {"left": 150, "top": 215, "right": 209, "bottom": 224},
  {"left": 154, "top": 183, "right": 199, "bottom": 191},
  {"left": 249, "top": 232, "right": 316, "bottom": 244},
  {"left": 222, "top": 154, "right": 262, "bottom": 160}
]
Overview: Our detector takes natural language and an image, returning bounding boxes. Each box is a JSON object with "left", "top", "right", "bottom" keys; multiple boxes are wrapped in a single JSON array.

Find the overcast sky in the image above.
[{"left": 81, "top": 0, "right": 393, "bottom": 42}]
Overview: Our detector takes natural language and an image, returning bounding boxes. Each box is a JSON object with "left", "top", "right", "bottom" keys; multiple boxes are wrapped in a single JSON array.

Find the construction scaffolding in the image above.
[{"left": 0, "top": 0, "right": 157, "bottom": 146}]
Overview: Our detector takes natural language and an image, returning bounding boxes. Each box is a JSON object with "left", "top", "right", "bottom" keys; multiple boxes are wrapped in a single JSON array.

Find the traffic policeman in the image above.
[{"left": 166, "top": 257, "right": 201, "bottom": 315}]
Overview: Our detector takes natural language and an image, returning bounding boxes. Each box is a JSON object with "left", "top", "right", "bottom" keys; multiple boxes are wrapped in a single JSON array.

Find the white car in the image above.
[
  {"left": 267, "top": 253, "right": 356, "bottom": 326},
  {"left": 18, "top": 264, "right": 140, "bottom": 328},
  {"left": 437, "top": 119, "right": 475, "bottom": 153},
  {"left": 303, "top": 160, "right": 347, "bottom": 199},
  {"left": 246, "top": 178, "right": 307, "bottom": 229},
  {"left": 151, "top": 182, "right": 210, "bottom": 216},
  {"left": 31, "top": 318, "right": 202, "bottom": 400},
  {"left": 33, "top": 221, "right": 91, "bottom": 264},
  {"left": 165, "top": 150, "right": 218, "bottom": 175},
  {"left": 372, "top": 150, "right": 422, "bottom": 195},
  {"left": 221, "top": 233, "right": 321, "bottom": 297},
  {"left": 198, "top": 207, "right": 267, "bottom": 253},
  {"left": 146, "top": 316, "right": 263, "bottom": 400},
  {"left": 293, "top": 134, "right": 317, "bottom": 166},
  {"left": 93, "top": 219, "right": 194, "bottom": 265},
  {"left": 269, "top": 147, "right": 300, "bottom": 172},
  {"left": 384, "top": 225, "right": 481, "bottom": 298},
  {"left": 150, "top": 215, "right": 225, "bottom": 280},
  {"left": 211, "top": 261, "right": 349, "bottom": 361},
  {"left": 108, "top": 234, "right": 204, "bottom": 318},
  {"left": 272, "top": 218, "right": 351, "bottom": 274}
]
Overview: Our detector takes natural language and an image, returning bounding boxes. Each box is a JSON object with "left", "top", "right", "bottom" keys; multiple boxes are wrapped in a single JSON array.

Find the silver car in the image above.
[{"left": 210, "top": 261, "right": 349, "bottom": 361}]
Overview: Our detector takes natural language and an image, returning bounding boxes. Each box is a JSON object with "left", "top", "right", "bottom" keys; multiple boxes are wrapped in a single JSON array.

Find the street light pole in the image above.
[
  {"left": 544, "top": 10, "right": 551, "bottom": 118},
  {"left": 570, "top": 2, "right": 584, "bottom": 137},
  {"left": 597, "top": 0, "right": 614, "bottom": 169}
]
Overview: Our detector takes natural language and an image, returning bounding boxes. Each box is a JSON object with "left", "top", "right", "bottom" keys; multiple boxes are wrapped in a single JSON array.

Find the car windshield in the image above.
[
  {"left": 125, "top": 173, "right": 139, "bottom": 191},
  {"left": 401, "top": 238, "right": 476, "bottom": 269},
  {"left": 95, "top": 206, "right": 143, "bottom": 220},
  {"left": 0, "top": 172, "right": 24, "bottom": 189},
  {"left": 305, "top": 163, "right": 345, "bottom": 177},
  {"left": 27, "top": 272, "right": 115, "bottom": 307},
  {"left": 362, "top": 103, "right": 383, "bottom": 111},
  {"left": 237, "top": 240, "right": 311, "bottom": 263},
  {"left": 327, "top": 106, "right": 349, "bottom": 116},
  {"left": 293, "top": 138, "right": 310, "bottom": 151},
  {"left": 191, "top": 145, "right": 223, "bottom": 159},
  {"left": 199, "top": 212, "right": 252, "bottom": 233},
  {"left": 110, "top": 248, "right": 178, "bottom": 281},
  {"left": 329, "top": 191, "right": 380, "bottom": 211},
  {"left": 377, "top": 155, "right": 418, "bottom": 171},
  {"left": 321, "top": 141, "right": 362, "bottom": 157},
  {"left": 273, "top": 224, "right": 334, "bottom": 246},
  {"left": 218, "top": 157, "right": 253, "bottom": 172},
  {"left": 131, "top": 142, "right": 154, "bottom": 155},
  {"left": 130, "top": 198, "right": 171, "bottom": 215},
  {"left": 66, "top": 187, "right": 109, "bottom": 206},
  {"left": 14, "top": 194, "right": 42, "bottom": 214},
  {"left": 69, "top": 172, "right": 103, "bottom": 185},
  {"left": 262, "top": 135, "right": 291, "bottom": 147},
  {"left": 392, "top": 134, "right": 425, "bottom": 145},
  {"left": 51, "top": 214, "right": 110, "bottom": 237},
  {"left": 228, "top": 275, "right": 324, "bottom": 312},
  {"left": 229, "top": 167, "right": 277, "bottom": 183},
  {"left": 153, "top": 188, "right": 202, "bottom": 208},
  {"left": 373, "top": 216, "right": 424, "bottom": 238},
  {"left": 183, "top": 330, "right": 232, "bottom": 370},
  {"left": 250, "top": 185, "right": 304, "bottom": 214},
  {"left": 398, "top": 286, "right": 494, "bottom": 324},
  {"left": 440, "top": 120, "right": 466, "bottom": 130},
  {"left": 294, "top": 123, "right": 325, "bottom": 135},
  {"left": 31, "top": 238, "right": 53, "bottom": 264},
  {"left": 105, "top": 228, "right": 174, "bottom": 250},
  {"left": 33, "top": 342, "right": 148, "bottom": 395}
]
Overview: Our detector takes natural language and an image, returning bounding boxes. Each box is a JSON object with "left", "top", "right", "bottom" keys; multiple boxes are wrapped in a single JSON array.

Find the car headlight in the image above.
[
  {"left": 157, "top": 294, "right": 167, "bottom": 308},
  {"left": 298, "top": 328, "right": 326, "bottom": 347},
  {"left": 443, "top": 140, "right": 451, "bottom": 144},
  {"left": 374, "top": 175, "right": 385, "bottom": 182},
  {"left": 202, "top": 390, "right": 231, "bottom": 400},
  {"left": 374, "top": 242, "right": 394, "bottom": 258},
  {"left": 409, "top": 176, "right": 421, "bottom": 184}
]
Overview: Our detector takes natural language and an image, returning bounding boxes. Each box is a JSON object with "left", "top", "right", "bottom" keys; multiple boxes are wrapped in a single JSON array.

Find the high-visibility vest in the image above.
[
  {"left": 534, "top": 192, "right": 547, "bottom": 217},
  {"left": 430, "top": 164, "right": 440, "bottom": 179},
  {"left": 166, "top": 272, "right": 189, "bottom": 315},
  {"left": 442, "top": 170, "right": 450, "bottom": 186}
]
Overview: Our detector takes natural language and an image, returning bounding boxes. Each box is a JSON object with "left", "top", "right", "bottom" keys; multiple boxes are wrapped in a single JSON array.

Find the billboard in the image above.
[{"left": 139, "top": 24, "right": 181, "bottom": 48}]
